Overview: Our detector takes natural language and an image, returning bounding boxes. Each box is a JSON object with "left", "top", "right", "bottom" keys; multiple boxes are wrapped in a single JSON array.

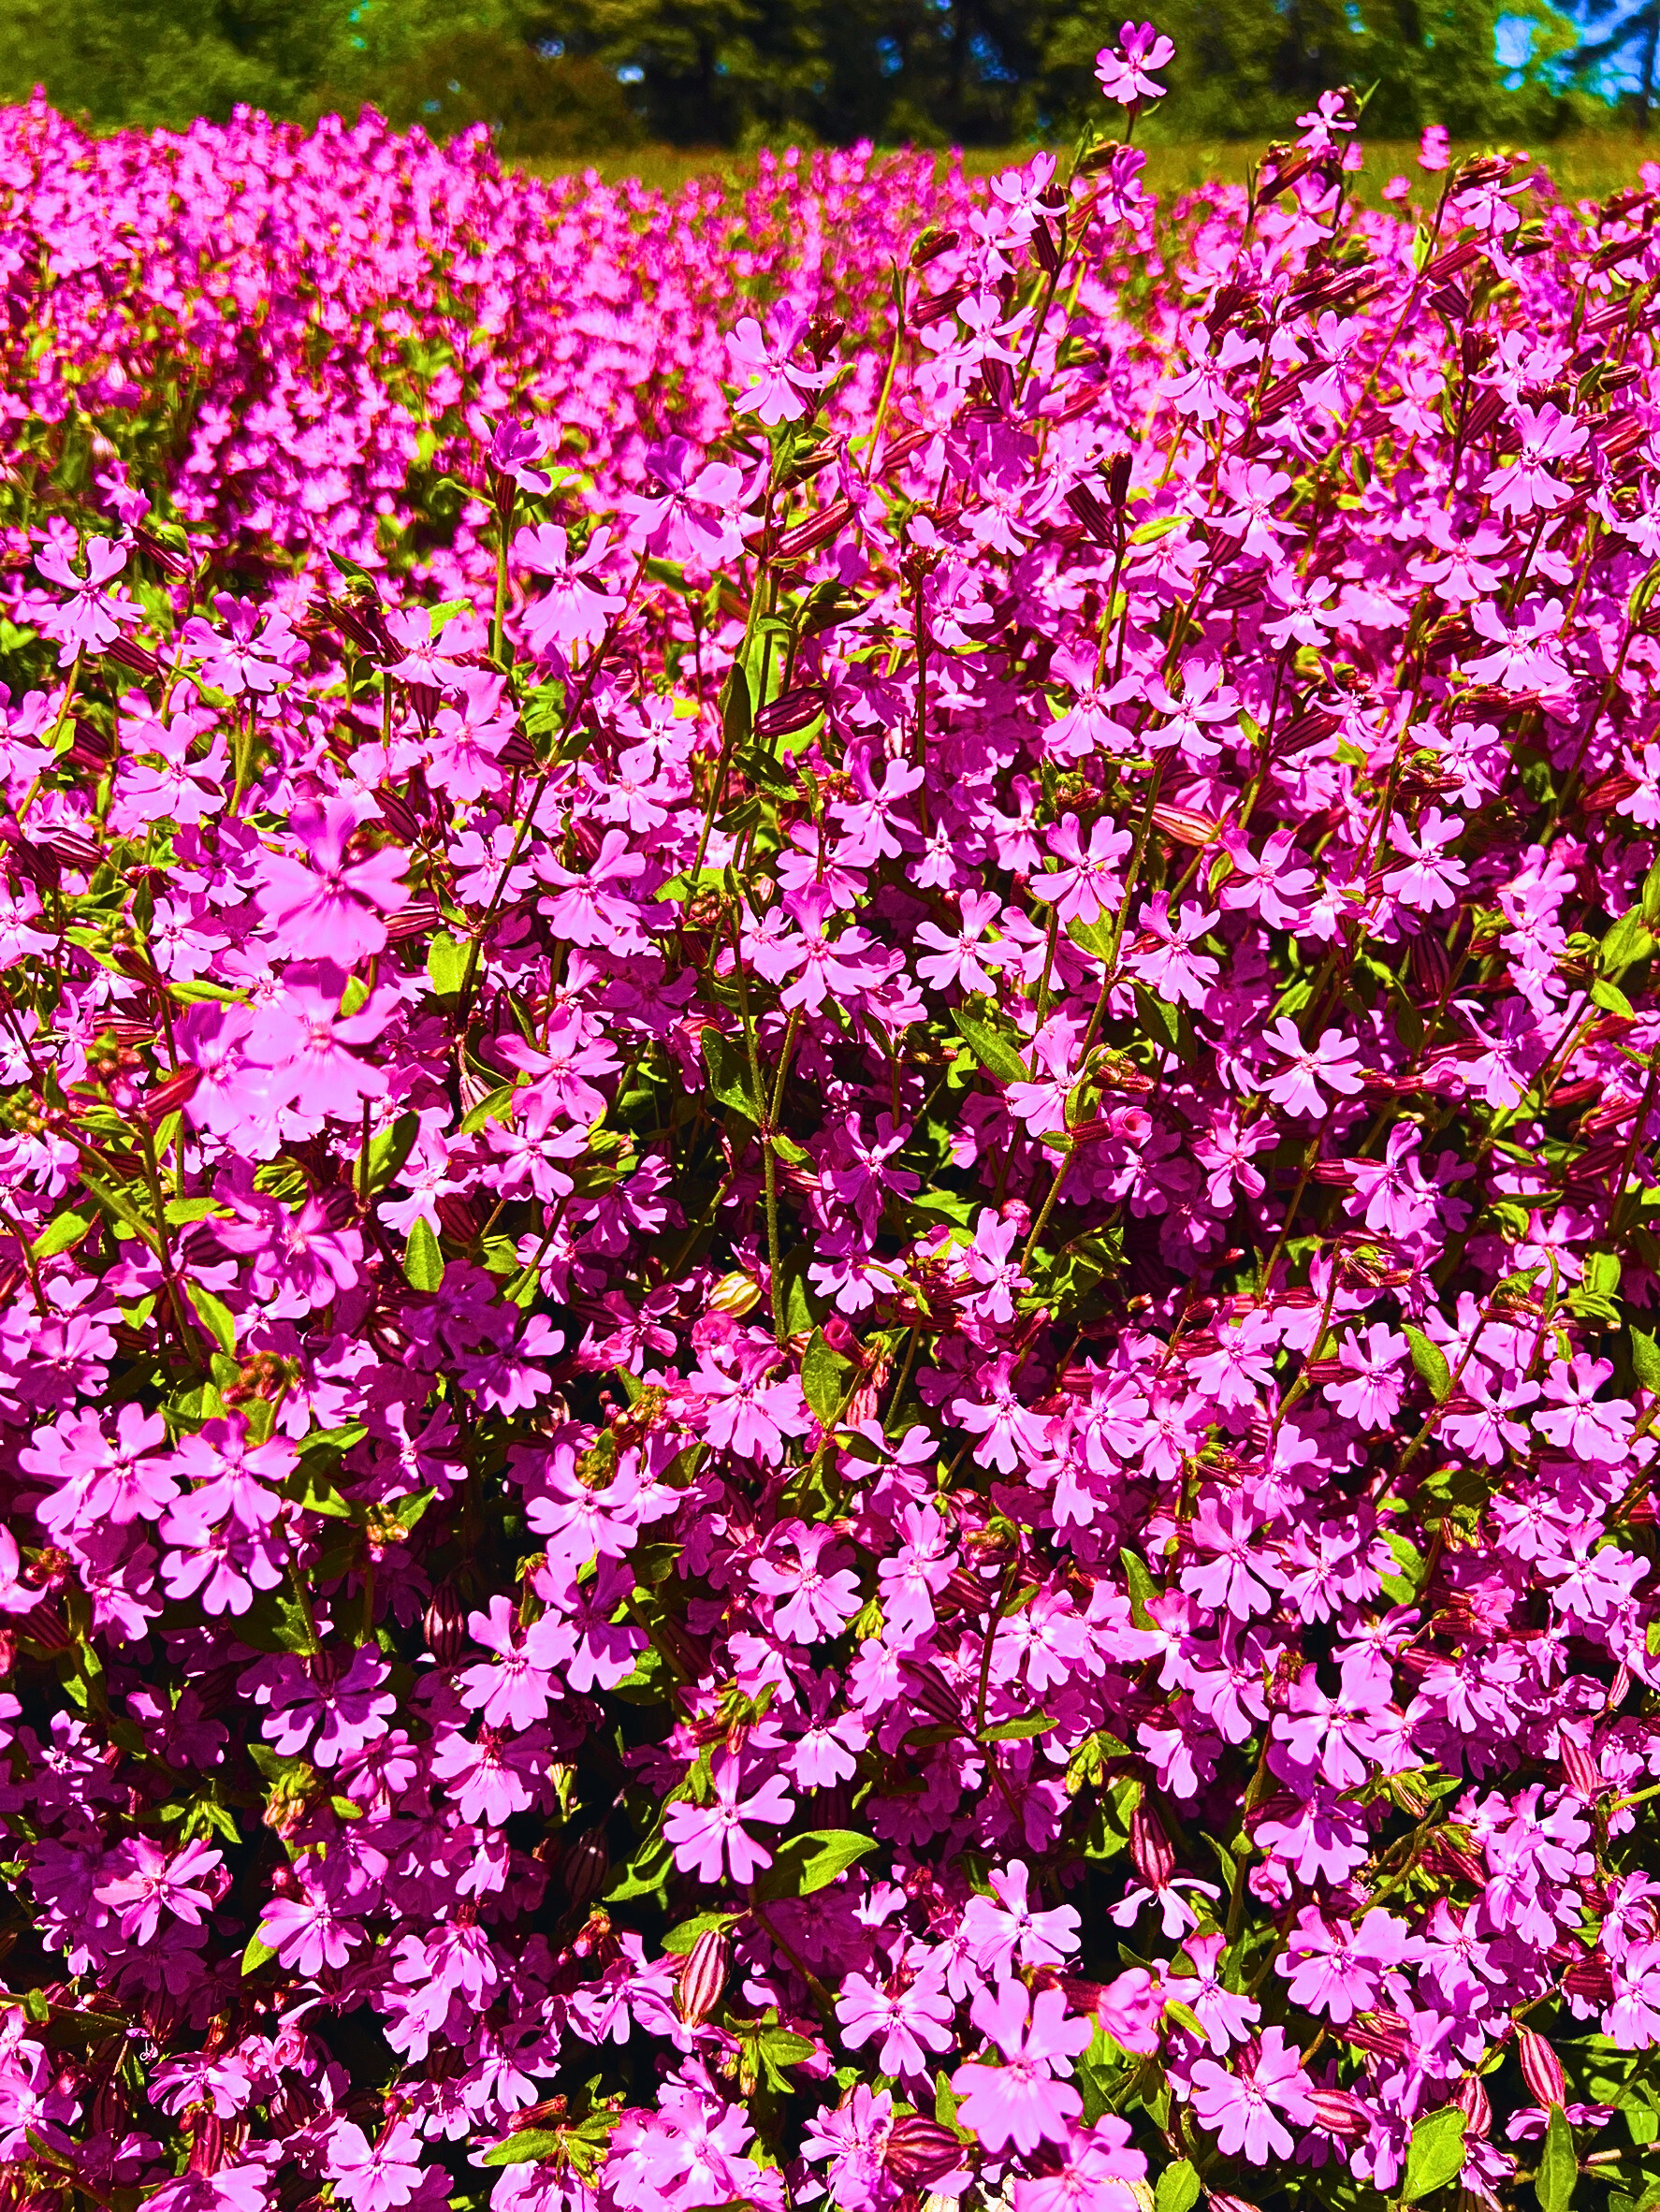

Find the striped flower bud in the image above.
[
  {"left": 1517, "top": 2024, "right": 1565, "bottom": 2109},
  {"left": 1561, "top": 1737, "right": 1602, "bottom": 1802},
  {"left": 1454, "top": 2074, "right": 1492, "bottom": 2139},
  {"left": 561, "top": 1831, "right": 609, "bottom": 1911},
  {"left": 884, "top": 2117, "right": 967, "bottom": 2185},
  {"left": 676, "top": 1928, "right": 730, "bottom": 2027},
  {"left": 1306, "top": 2088, "right": 1367, "bottom": 2142},
  {"left": 188, "top": 2111, "right": 225, "bottom": 2176},
  {"left": 423, "top": 1584, "right": 464, "bottom": 1666},
  {"left": 1130, "top": 1805, "right": 1174, "bottom": 1892}
]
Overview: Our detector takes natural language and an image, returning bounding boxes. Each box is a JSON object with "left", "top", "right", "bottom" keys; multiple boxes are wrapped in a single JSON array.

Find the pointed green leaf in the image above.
[
  {"left": 1403, "top": 2106, "right": 1466, "bottom": 2201},
  {"left": 1538, "top": 2104, "right": 1578, "bottom": 2212},
  {"left": 183, "top": 1281, "right": 238, "bottom": 1359},
  {"left": 1155, "top": 2161, "right": 1201, "bottom": 2212},
  {"left": 753, "top": 1827, "right": 877, "bottom": 1901},
  {"left": 952, "top": 999, "right": 1030, "bottom": 1086},
  {"left": 801, "top": 1330, "right": 854, "bottom": 1427},
  {"left": 1405, "top": 1324, "right": 1452, "bottom": 1403},
  {"left": 403, "top": 1215, "right": 445, "bottom": 1293}
]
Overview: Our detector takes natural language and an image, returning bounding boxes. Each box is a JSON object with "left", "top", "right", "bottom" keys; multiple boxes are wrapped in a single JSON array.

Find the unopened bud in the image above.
[
  {"left": 1106, "top": 452, "right": 1133, "bottom": 509},
  {"left": 423, "top": 1583, "right": 464, "bottom": 1666},
  {"left": 560, "top": 1831, "right": 609, "bottom": 1911},
  {"left": 1516, "top": 2023, "right": 1565, "bottom": 2109},
  {"left": 1130, "top": 1805, "right": 1174, "bottom": 1892},
  {"left": 1561, "top": 1737, "right": 1602, "bottom": 1802},
  {"left": 1151, "top": 803, "right": 1221, "bottom": 847},
  {"left": 188, "top": 2112, "right": 225, "bottom": 2176},
  {"left": 1409, "top": 932, "right": 1450, "bottom": 999},
  {"left": 1454, "top": 2074, "right": 1492, "bottom": 2139},
  {"left": 884, "top": 2116, "right": 967, "bottom": 2185},
  {"left": 676, "top": 1928, "right": 730, "bottom": 2027},
  {"left": 709, "top": 1272, "right": 763, "bottom": 1317},
  {"left": 900, "top": 1661, "right": 965, "bottom": 1731},
  {"left": 1306, "top": 2088, "right": 1368, "bottom": 2142}
]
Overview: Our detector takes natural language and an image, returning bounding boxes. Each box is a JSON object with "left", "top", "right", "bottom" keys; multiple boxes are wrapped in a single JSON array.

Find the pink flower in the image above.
[
  {"left": 836, "top": 1966, "right": 956, "bottom": 2075},
  {"left": 94, "top": 1835, "right": 222, "bottom": 1944},
  {"left": 1259, "top": 1020, "right": 1365, "bottom": 1117},
  {"left": 953, "top": 1981, "right": 1092, "bottom": 2154},
  {"left": 663, "top": 1753, "right": 794, "bottom": 1884},
  {"left": 728, "top": 305, "right": 830, "bottom": 425},
  {"left": 326, "top": 2119, "right": 425, "bottom": 2212},
  {"left": 514, "top": 522, "right": 623, "bottom": 654},
  {"left": 1189, "top": 2027, "right": 1317, "bottom": 2164},
  {"left": 253, "top": 795, "right": 409, "bottom": 962},
  {"left": 1094, "top": 21, "right": 1175, "bottom": 106}
]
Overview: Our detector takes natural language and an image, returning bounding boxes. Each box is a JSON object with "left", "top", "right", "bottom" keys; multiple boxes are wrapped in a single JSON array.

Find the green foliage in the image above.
[{"left": 0, "top": 0, "right": 1611, "bottom": 148}]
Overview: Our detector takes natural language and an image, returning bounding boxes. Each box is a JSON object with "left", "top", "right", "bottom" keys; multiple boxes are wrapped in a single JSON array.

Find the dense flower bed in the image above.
[{"left": 3, "top": 37, "right": 1660, "bottom": 2212}]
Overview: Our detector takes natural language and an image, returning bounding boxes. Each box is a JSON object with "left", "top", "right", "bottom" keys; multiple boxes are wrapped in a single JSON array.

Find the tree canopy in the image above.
[{"left": 0, "top": 0, "right": 1620, "bottom": 150}]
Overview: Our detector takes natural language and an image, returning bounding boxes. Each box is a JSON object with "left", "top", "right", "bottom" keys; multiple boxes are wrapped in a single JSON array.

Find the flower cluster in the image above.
[{"left": 2, "top": 45, "right": 1660, "bottom": 2212}]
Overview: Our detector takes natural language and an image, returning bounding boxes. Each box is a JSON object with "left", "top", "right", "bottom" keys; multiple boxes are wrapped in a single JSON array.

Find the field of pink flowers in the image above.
[{"left": 3, "top": 32, "right": 1660, "bottom": 2212}]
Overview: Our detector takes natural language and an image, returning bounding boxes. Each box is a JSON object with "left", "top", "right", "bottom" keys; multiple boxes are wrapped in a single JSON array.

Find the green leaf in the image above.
[
  {"left": 1405, "top": 1324, "right": 1452, "bottom": 1403},
  {"left": 183, "top": 1281, "right": 238, "bottom": 1359},
  {"left": 701, "top": 1027, "right": 758, "bottom": 1119},
  {"left": 1638, "top": 1327, "right": 1660, "bottom": 1394},
  {"left": 1162, "top": 1997, "right": 1206, "bottom": 2041},
  {"left": 662, "top": 1912, "right": 742, "bottom": 1954},
  {"left": 604, "top": 1833, "right": 673, "bottom": 1903},
  {"left": 403, "top": 1215, "right": 445, "bottom": 1293},
  {"left": 1594, "top": 975, "right": 1637, "bottom": 1020},
  {"left": 1603, "top": 907, "right": 1655, "bottom": 972},
  {"left": 952, "top": 999, "right": 1030, "bottom": 1086},
  {"left": 1067, "top": 913, "right": 1116, "bottom": 961},
  {"left": 1538, "top": 2104, "right": 1578, "bottom": 2212},
  {"left": 981, "top": 1713, "right": 1057, "bottom": 1742},
  {"left": 240, "top": 1933, "right": 279, "bottom": 1975},
  {"left": 1403, "top": 2106, "right": 1467, "bottom": 2201},
  {"left": 364, "top": 1111, "right": 421, "bottom": 1193},
  {"left": 233, "top": 1581, "right": 320, "bottom": 1657},
  {"left": 459, "top": 1084, "right": 517, "bottom": 1134},
  {"left": 753, "top": 1828, "right": 877, "bottom": 1901},
  {"left": 427, "top": 933, "right": 472, "bottom": 1002},
  {"left": 482, "top": 2131, "right": 565, "bottom": 2169},
  {"left": 1129, "top": 513, "right": 1189, "bottom": 546},
  {"left": 1120, "top": 1548, "right": 1158, "bottom": 1630},
  {"left": 801, "top": 1330, "right": 855, "bottom": 1428},
  {"left": 721, "top": 662, "right": 753, "bottom": 749},
  {"left": 1156, "top": 2160, "right": 1201, "bottom": 2212},
  {"left": 30, "top": 1209, "right": 92, "bottom": 1259}
]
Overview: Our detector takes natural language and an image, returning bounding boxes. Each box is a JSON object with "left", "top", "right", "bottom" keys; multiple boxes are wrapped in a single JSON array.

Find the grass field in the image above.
[{"left": 518, "top": 131, "right": 1659, "bottom": 208}]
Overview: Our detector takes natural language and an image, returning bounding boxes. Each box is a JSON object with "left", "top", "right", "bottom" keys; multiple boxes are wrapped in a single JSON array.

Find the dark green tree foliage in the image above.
[{"left": 0, "top": 0, "right": 1609, "bottom": 149}]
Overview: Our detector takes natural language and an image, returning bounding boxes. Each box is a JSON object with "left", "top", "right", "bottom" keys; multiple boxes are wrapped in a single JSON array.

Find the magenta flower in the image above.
[
  {"left": 1190, "top": 2026, "right": 1318, "bottom": 2163},
  {"left": 953, "top": 1981, "right": 1092, "bottom": 2154},
  {"left": 836, "top": 1966, "right": 956, "bottom": 2074},
  {"left": 95, "top": 1836, "right": 222, "bottom": 1944},
  {"left": 252, "top": 795, "right": 409, "bottom": 962},
  {"left": 325, "top": 2119, "right": 425, "bottom": 2212},
  {"left": 1094, "top": 21, "right": 1174, "bottom": 105},
  {"left": 663, "top": 1753, "right": 794, "bottom": 1884},
  {"left": 1259, "top": 1020, "right": 1365, "bottom": 1117}
]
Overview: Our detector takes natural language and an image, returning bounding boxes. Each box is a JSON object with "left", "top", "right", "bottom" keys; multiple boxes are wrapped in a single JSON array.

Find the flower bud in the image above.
[
  {"left": 884, "top": 2117, "right": 967, "bottom": 2185},
  {"left": 676, "top": 1928, "right": 730, "bottom": 2027},
  {"left": 188, "top": 2111, "right": 226, "bottom": 2176},
  {"left": 1454, "top": 2074, "right": 1492, "bottom": 2139},
  {"left": 423, "top": 1584, "right": 464, "bottom": 1666},
  {"left": 1130, "top": 1805, "right": 1174, "bottom": 1891},
  {"left": 709, "top": 1271, "right": 764, "bottom": 1317},
  {"left": 1561, "top": 1737, "right": 1602, "bottom": 1802},
  {"left": 900, "top": 1661, "right": 965, "bottom": 1731},
  {"left": 561, "top": 1830, "right": 609, "bottom": 1911},
  {"left": 1306, "top": 2088, "right": 1367, "bottom": 2142},
  {"left": 1516, "top": 2023, "right": 1565, "bottom": 2109}
]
